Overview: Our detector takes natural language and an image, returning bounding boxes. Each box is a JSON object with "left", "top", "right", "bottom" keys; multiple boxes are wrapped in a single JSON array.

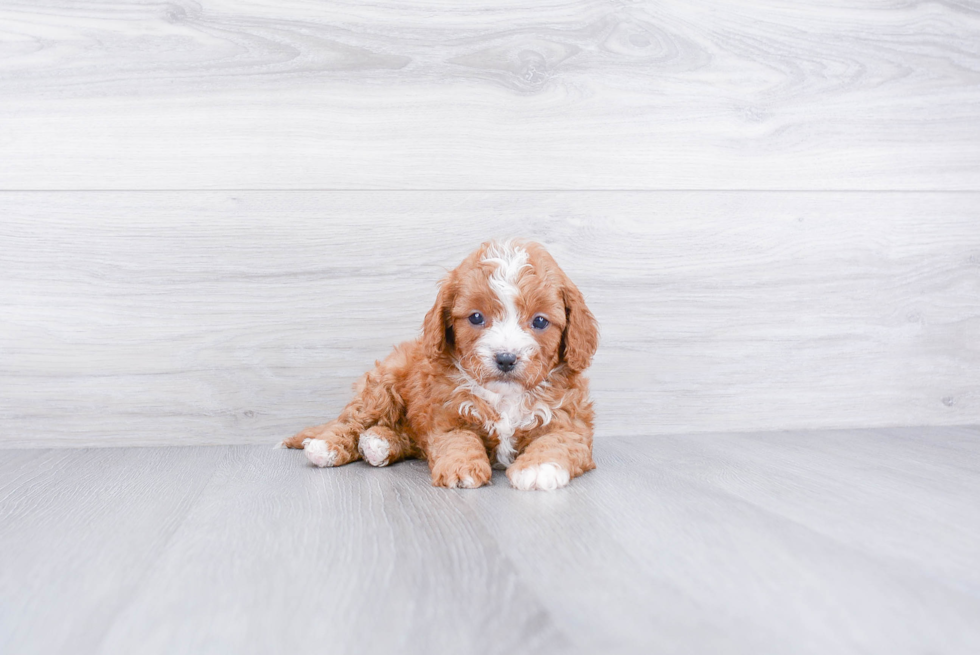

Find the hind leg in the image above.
[
  {"left": 284, "top": 355, "right": 406, "bottom": 468},
  {"left": 281, "top": 421, "right": 337, "bottom": 450},
  {"left": 292, "top": 421, "right": 361, "bottom": 468},
  {"left": 357, "top": 426, "right": 418, "bottom": 467}
]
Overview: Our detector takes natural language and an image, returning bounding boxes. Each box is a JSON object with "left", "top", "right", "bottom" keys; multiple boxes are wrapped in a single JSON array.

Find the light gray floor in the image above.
[{"left": 2, "top": 427, "right": 979, "bottom": 655}]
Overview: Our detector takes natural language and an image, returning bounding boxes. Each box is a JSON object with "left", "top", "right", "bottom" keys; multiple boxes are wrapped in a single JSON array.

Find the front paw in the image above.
[
  {"left": 507, "top": 462, "right": 570, "bottom": 491},
  {"left": 430, "top": 458, "right": 492, "bottom": 489}
]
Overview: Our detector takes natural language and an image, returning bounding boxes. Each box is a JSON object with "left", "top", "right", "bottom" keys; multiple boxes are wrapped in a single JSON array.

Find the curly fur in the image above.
[{"left": 281, "top": 240, "right": 599, "bottom": 491}]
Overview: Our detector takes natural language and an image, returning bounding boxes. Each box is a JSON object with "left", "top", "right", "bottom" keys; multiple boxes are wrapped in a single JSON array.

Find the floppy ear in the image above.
[
  {"left": 560, "top": 276, "right": 599, "bottom": 372},
  {"left": 421, "top": 274, "right": 456, "bottom": 360}
]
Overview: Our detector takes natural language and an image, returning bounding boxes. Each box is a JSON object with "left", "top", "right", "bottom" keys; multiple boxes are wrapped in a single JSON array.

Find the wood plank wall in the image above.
[{"left": 1, "top": 1, "right": 978, "bottom": 446}]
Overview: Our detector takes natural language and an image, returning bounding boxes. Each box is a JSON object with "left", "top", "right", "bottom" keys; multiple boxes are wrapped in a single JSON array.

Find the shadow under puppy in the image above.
[{"left": 281, "top": 240, "right": 599, "bottom": 491}]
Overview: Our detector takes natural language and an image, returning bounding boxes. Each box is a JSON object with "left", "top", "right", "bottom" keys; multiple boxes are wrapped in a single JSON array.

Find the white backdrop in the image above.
[{"left": 1, "top": 0, "right": 978, "bottom": 446}]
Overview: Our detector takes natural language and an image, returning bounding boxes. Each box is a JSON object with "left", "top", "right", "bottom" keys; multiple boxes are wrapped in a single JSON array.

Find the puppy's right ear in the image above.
[{"left": 421, "top": 274, "right": 456, "bottom": 359}]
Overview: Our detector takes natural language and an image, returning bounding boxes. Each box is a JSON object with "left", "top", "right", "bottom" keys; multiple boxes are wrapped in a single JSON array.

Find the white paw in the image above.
[
  {"left": 304, "top": 439, "right": 338, "bottom": 468},
  {"left": 508, "top": 463, "right": 570, "bottom": 491},
  {"left": 357, "top": 430, "right": 390, "bottom": 467}
]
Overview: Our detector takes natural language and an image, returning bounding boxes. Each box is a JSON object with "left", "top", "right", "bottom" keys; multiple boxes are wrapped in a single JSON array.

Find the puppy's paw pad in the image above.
[
  {"left": 449, "top": 474, "right": 489, "bottom": 489},
  {"left": 358, "top": 430, "right": 390, "bottom": 467},
  {"left": 508, "top": 462, "right": 570, "bottom": 491},
  {"left": 431, "top": 461, "right": 492, "bottom": 489},
  {"left": 304, "top": 440, "right": 339, "bottom": 468}
]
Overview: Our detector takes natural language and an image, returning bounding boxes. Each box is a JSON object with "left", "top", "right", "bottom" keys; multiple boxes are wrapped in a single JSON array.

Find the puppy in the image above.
[{"left": 281, "top": 240, "right": 599, "bottom": 490}]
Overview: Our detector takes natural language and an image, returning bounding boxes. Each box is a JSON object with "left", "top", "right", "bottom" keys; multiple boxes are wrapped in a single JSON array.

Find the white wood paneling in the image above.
[
  {"left": 1, "top": 0, "right": 979, "bottom": 190},
  {"left": 1, "top": 191, "right": 977, "bottom": 447}
]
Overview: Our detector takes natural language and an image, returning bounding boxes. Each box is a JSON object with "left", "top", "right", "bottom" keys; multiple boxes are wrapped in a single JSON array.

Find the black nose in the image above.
[{"left": 495, "top": 352, "right": 518, "bottom": 372}]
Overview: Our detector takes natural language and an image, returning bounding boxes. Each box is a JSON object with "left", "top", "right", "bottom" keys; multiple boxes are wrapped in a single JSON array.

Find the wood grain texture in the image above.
[
  {"left": 463, "top": 427, "right": 980, "bottom": 654},
  {"left": 1, "top": 0, "right": 979, "bottom": 190},
  {"left": 0, "top": 446, "right": 225, "bottom": 654},
  {"left": 1, "top": 428, "right": 979, "bottom": 654},
  {"left": 1, "top": 191, "right": 978, "bottom": 447},
  {"left": 619, "top": 425, "right": 980, "bottom": 593},
  {"left": 97, "top": 447, "right": 568, "bottom": 655}
]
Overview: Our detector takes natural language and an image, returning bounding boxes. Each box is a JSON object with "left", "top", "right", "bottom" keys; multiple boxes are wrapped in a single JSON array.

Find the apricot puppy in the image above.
[{"left": 281, "top": 240, "right": 599, "bottom": 490}]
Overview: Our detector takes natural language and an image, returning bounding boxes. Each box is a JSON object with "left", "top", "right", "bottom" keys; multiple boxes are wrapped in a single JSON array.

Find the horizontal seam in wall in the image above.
[{"left": 2, "top": 188, "right": 980, "bottom": 194}]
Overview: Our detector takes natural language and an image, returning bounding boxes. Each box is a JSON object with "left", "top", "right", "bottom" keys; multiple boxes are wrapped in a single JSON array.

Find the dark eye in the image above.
[
  {"left": 468, "top": 312, "right": 485, "bottom": 326},
  {"left": 532, "top": 315, "right": 550, "bottom": 330}
]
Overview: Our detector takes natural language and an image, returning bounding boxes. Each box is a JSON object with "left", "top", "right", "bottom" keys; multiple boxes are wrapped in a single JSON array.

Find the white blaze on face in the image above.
[{"left": 479, "top": 241, "right": 538, "bottom": 372}]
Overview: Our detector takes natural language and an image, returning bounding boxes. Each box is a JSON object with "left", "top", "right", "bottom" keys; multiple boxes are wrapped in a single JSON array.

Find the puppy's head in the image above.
[{"left": 422, "top": 240, "right": 598, "bottom": 388}]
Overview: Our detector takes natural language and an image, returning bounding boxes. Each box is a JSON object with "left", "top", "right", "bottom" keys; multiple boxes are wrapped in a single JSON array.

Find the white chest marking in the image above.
[
  {"left": 455, "top": 375, "right": 554, "bottom": 468},
  {"left": 485, "top": 381, "right": 528, "bottom": 467}
]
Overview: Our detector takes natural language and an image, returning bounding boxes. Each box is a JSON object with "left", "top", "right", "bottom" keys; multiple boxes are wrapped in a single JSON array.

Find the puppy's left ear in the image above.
[
  {"left": 560, "top": 275, "right": 599, "bottom": 372},
  {"left": 421, "top": 273, "right": 457, "bottom": 360}
]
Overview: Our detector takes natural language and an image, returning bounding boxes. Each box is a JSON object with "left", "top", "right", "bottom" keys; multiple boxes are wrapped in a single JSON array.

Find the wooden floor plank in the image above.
[
  {"left": 95, "top": 447, "right": 571, "bottom": 655},
  {"left": 458, "top": 464, "right": 779, "bottom": 654},
  {"left": 2, "top": 429, "right": 979, "bottom": 654},
  {"left": 0, "top": 447, "right": 224, "bottom": 655},
  {"left": 613, "top": 426, "right": 980, "bottom": 593},
  {"left": 591, "top": 434, "right": 980, "bottom": 654}
]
